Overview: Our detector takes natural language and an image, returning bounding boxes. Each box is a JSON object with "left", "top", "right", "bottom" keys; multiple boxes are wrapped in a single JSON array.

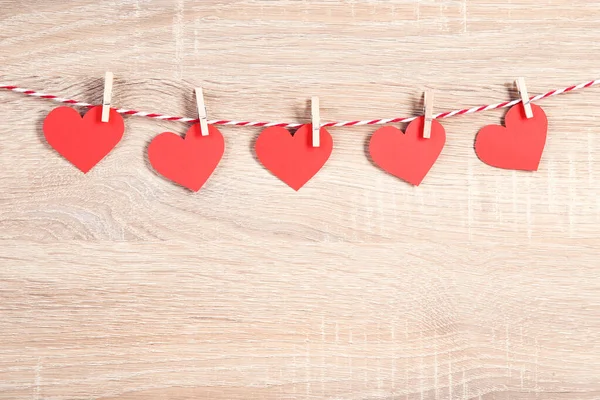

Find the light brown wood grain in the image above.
[{"left": 0, "top": 1, "right": 599, "bottom": 399}]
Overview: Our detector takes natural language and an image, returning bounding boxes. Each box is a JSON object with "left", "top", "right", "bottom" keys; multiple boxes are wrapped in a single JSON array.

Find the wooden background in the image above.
[{"left": 1, "top": 1, "right": 599, "bottom": 399}]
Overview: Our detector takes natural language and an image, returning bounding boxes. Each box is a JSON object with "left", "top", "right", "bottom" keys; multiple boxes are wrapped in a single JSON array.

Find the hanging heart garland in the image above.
[{"left": 4, "top": 78, "right": 600, "bottom": 190}]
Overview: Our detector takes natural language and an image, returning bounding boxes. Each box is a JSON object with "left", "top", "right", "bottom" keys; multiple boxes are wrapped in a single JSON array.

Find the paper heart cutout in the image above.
[
  {"left": 43, "top": 106, "right": 124, "bottom": 173},
  {"left": 368, "top": 116, "right": 446, "bottom": 186},
  {"left": 255, "top": 124, "right": 333, "bottom": 191},
  {"left": 475, "top": 104, "right": 548, "bottom": 171},
  {"left": 148, "top": 124, "right": 224, "bottom": 192}
]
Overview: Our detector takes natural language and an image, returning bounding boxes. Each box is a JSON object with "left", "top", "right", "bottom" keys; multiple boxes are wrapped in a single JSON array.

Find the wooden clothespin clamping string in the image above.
[
  {"left": 516, "top": 77, "right": 534, "bottom": 119},
  {"left": 422, "top": 90, "right": 434, "bottom": 139},
  {"left": 311, "top": 96, "right": 320, "bottom": 147},
  {"left": 101, "top": 72, "right": 113, "bottom": 123},
  {"left": 195, "top": 87, "right": 209, "bottom": 136}
]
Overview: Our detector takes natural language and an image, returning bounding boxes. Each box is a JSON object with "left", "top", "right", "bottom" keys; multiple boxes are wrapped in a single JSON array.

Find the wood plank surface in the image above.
[{"left": 0, "top": 1, "right": 599, "bottom": 399}]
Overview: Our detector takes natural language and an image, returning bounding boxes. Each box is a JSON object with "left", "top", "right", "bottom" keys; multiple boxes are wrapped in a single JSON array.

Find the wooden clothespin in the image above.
[
  {"left": 101, "top": 72, "right": 113, "bottom": 123},
  {"left": 311, "top": 96, "right": 320, "bottom": 147},
  {"left": 195, "top": 87, "right": 209, "bottom": 136},
  {"left": 423, "top": 90, "right": 434, "bottom": 139},
  {"left": 516, "top": 77, "right": 533, "bottom": 119}
]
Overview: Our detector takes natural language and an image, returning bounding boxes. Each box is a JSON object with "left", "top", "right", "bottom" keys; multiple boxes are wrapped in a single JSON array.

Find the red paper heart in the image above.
[
  {"left": 368, "top": 116, "right": 446, "bottom": 186},
  {"left": 148, "top": 124, "right": 224, "bottom": 192},
  {"left": 43, "top": 106, "right": 124, "bottom": 173},
  {"left": 255, "top": 124, "right": 333, "bottom": 191},
  {"left": 475, "top": 104, "right": 548, "bottom": 171}
]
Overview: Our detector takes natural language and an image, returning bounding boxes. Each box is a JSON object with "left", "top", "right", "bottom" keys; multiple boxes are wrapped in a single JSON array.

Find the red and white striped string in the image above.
[{"left": 1, "top": 79, "right": 599, "bottom": 128}]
